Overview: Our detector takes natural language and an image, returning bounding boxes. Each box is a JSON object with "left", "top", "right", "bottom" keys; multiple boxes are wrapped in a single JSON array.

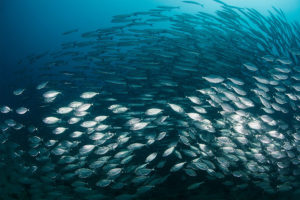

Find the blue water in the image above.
[
  {"left": 1, "top": 0, "right": 299, "bottom": 100},
  {"left": 1, "top": 0, "right": 300, "bottom": 199},
  {"left": 1, "top": 0, "right": 300, "bottom": 68}
]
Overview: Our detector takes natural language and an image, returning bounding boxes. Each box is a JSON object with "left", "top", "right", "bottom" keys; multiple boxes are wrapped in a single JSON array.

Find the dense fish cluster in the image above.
[{"left": 1, "top": 0, "right": 300, "bottom": 199}]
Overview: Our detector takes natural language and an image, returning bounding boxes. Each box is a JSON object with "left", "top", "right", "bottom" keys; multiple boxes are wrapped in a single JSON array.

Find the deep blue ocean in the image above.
[{"left": 1, "top": 0, "right": 300, "bottom": 199}]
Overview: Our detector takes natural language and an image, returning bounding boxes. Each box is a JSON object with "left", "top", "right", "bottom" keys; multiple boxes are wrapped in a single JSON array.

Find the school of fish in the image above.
[{"left": 1, "top": 0, "right": 300, "bottom": 199}]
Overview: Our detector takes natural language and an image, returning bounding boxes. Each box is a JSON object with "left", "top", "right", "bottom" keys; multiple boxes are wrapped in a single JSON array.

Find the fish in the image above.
[
  {"left": 43, "top": 90, "right": 61, "bottom": 98},
  {"left": 43, "top": 116, "right": 61, "bottom": 124},
  {"left": 243, "top": 62, "right": 258, "bottom": 71},
  {"left": 36, "top": 81, "right": 48, "bottom": 90},
  {"left": 57, "top": 107, "right": 73, "bottom": 114},
  {"left": 52, "top": 127, "right": 67, "bottom": 134},
  {"left": 182, "top": 1, "right": 204, "bottom": 7},
  {"left": 0, "top": 106, "right": 12, "bottom": 113},
  {"left": 170, "top": 162, "right": 186, "bottom": 172},
  {"left": 203, "top": 75, "right": 224, "bottom": 83},
  {"left": 145, "top": 108, "right": 163, "bottom": 116},
  {"left": 62, "top": 28, "right": 79, "bottom": 35},
  {"left": 13, "top": 88, "right": 25, "bottom": 95},
  {"left": 145, "top": 152, "right": 158, "bottom": 163},
  {"left": 80, "top": 92, "right": 99, "bottom": 99}
]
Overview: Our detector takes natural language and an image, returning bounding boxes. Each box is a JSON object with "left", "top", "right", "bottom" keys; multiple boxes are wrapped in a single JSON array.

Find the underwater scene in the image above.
[{"left": 1, "top": 0, "right": 300, "bottom": 199}]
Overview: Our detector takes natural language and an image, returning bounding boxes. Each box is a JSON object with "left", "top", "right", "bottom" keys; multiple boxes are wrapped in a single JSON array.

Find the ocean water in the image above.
[{"left": 1, "top": 0, "right": 300, "bottom": 199}]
